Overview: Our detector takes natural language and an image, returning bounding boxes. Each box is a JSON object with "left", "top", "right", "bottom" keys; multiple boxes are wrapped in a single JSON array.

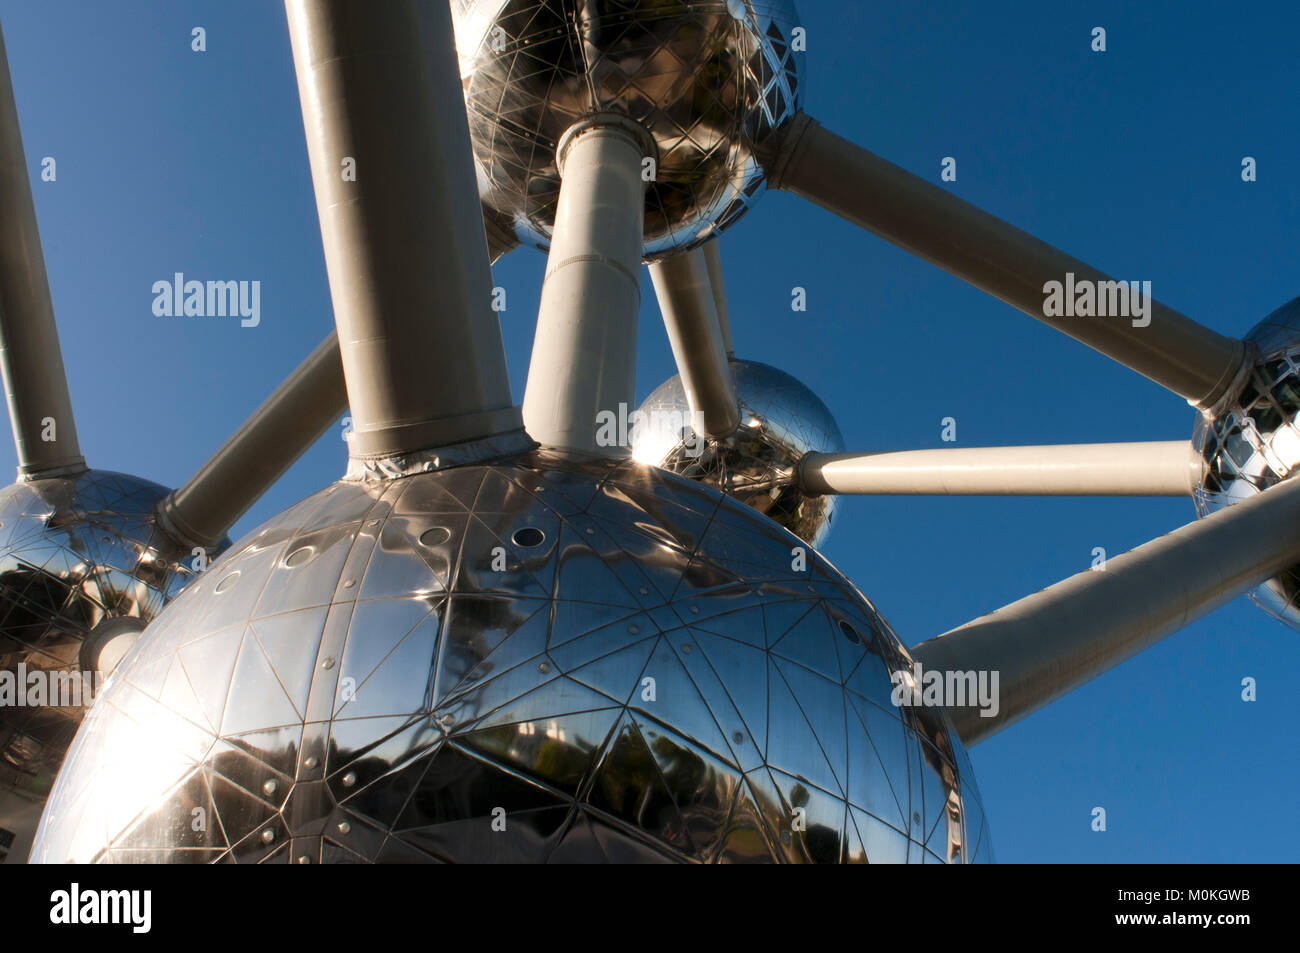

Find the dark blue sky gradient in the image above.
[{"left": 1, "top": 0, "right": 1296, "bottom": 861}]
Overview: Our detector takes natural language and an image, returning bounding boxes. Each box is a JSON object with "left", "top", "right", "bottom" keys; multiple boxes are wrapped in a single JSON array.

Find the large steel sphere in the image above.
[
  {"left": 1193, "top": 296, "right": 1300, "bottom": 629},
  {"left": 633, "top": 359, "right": 845, "bottom": 547},
  {"left": 0, "top": 470, "right": 210, "bottom": 860},
  {"left": 32, "top": 450, "right": 988, "bottom": 864},
  {"left": 451, "top": 0, "right": 804, "bottom": 260}
]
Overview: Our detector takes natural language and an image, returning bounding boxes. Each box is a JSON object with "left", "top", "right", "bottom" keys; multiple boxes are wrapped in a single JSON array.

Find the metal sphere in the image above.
[
  {"left": 32, "top": 450, "right": 988, "bottom": 864},
  {"left": 451, "top": 0, "right": 804, "bottom": 260},
  {"left": 0, "top": 470, "right": 208, "bottom": 853},
  {"left": 633, "top": 359, "right": 845, "bottom": 547},
  {"left": 1193, "top": 296, "right": 1300, "bottom": 629}
]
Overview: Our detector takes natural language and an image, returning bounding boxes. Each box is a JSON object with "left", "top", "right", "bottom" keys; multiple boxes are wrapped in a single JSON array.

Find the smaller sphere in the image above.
[
  {"left": 1193, "top": 296, "right": 1300, "bottom": 628},
  {"left": 633, "top": 359, "right": 844, "bottom": 546},
  {"left": 452, "top": 0, "right": 805, "bottom": 259},
  {"left": 0, "top": 469, "right": 218, "bottom": 846}
]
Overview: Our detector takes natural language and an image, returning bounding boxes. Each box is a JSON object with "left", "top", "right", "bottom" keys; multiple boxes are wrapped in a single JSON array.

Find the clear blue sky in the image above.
[{"left": 2, "top": 0, "right": 1297, "bottom": 862}]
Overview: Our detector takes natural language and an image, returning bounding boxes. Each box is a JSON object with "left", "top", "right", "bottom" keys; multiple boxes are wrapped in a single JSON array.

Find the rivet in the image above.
[
  {"left": 337, "top": 821, "right": 351, "bottom": 835},
  {"left": 262, "top": 780, "right": 277, "bottom": 797},
  {"left": 305, "top": 757, "right": 318, "bottom": 769},
  {"left": 538, "top": 661, "right": 551, "bottom": 674},
  {"left": 342, "top": 771, "right": 357, "bottom": 788},
  {"left": 261, "top": 829, "right": 275, "bottom": 844},
  {"left": 322, "top": 657, "right": 335, "bottom": 670}
]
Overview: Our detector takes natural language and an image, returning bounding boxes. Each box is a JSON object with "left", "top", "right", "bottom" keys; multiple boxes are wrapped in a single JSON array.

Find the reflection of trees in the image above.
[{"left": 1, "top": 563, "right": 93, "bottom": 796}]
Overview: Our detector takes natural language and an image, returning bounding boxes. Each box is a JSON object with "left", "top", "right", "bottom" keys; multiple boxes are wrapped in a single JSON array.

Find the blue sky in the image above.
[{"left": 2, "top": 0, "right": 1297, "bottom": 862}]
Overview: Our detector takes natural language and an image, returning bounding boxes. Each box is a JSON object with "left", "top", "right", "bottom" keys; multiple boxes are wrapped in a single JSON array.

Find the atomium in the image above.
[
  {"left": 633, "top": 359, "right": 844, "bottom": 547},
  {"left": 451, "top": 0, "right": 803, "bottom": 259},
  {"left": 0, "top": 470, "right": 209, "bottom": 824},
  {"left": 31, "top": 450, "right": 988, "bottom": 864},
  {"left": 1193, "top": 296, "right": 1300, "bottom": 629}
]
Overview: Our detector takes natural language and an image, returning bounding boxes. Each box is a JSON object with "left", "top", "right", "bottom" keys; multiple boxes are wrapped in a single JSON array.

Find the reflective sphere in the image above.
[
  {"left": 633, "top": 359, "right": 845, "bottom": 547},
  {"left": 1194, "top": 296, "right": 1300, "bottom": 629},
  {"left": 1, "top": 470, "right": 210, "bottom": 857},
  {"left": 33, "top": 450, "right": 988, "bottom": 864},
  {"left": 451, "top": 0, "right": 804, "bottom": 260}
]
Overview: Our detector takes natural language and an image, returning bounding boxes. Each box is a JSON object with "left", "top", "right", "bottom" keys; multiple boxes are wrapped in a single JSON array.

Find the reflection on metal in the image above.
[
  {"left": 31, "top": 451, "right": 989, "bottom": 864},
  {"left": 634, "top": 360, "right": 844, "bottom": 547},
  {"left": 801, "top": 442, "right": 1202, "bottom": 497},
  {"left": 1194, "top": 296, "right": 1300, "bottom": 629},
  {"left": 0, "top": 470, "right": 220, "bottom": 862},
  {"left": 451, "top": 0, "right": 803, "bottom": 260}
]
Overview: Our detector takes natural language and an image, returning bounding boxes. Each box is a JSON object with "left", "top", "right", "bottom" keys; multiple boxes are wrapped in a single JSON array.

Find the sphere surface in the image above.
[
  {"left": 633, "top": 359, "right": 844, "bottom": 546},
  {"left": 33, "top": 451, "right": 988, "bottom": 864},
  {"left": 452, "top": 0, "right": 803, "bottom": 259},
  {"left": 1194, "top": 296, "right": 1300, "bottom": 629},
  {"left": 0, "top": 471, "right": 202, "bottom": 816}
]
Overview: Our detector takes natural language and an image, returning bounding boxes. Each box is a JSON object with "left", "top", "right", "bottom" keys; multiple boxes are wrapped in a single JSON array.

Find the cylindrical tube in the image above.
[
  {"left": 522, "top": 115, "right": 650, "bottom": 453},
  {"left": 159, "top": 332, "right": 346, "bottom": 547},
  {"left": 913, "top": 473, "right": 1300, "bottom": 746},
  {"left": 701, "top": 239, "right": 733, "bottom": 357},
  {"left": 766, "top": 114, "right": 1247, "bottom": 409},
  {"left": 801, "top": 441, "right": 1202, "bottom": 497},
  {"left": 0, "top": 21, "right": 85, "bottom": 478},
  {"left": 649, "top": 247, "right": 739, "bottom": 439},
  {"left": 286, "top": 0, "right": 520, "bottom": 460}
]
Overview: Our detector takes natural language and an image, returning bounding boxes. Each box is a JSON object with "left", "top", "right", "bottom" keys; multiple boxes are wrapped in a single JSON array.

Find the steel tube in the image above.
[
  {"left": 701, "top": 238, "right": 733, "bottom": 357},
  {"left": 158, "top": 332, "right": 346, "bottom": 548},
  {"left": 0, "top": 21, "right": 85, "bottom": 478},
  {"left": 649, "top": 247, "right": 739, "bottom": 439},
  {"left": 522, "top": 115, "right": 650, "bottom": 453},
  {"left": 912, "top": 473, "right": 1300, "bottom": 746},
  {"left": 286, "top": 0, "right": 520, "bottom": 460},
  {"left": 765, "top": 114, "right": 1248, "bottom": 409},
  {"left": 801, "top": 441, "right": 1202, "bottom": 497}
]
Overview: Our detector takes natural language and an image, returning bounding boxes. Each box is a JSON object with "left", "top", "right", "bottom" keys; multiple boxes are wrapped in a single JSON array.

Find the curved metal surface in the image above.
[
  {"left": 1193, "top": 295, "right": 1300, "bottom": 629},
  {"left": 1, "top": 470, "right": 220, "bottom": 859},
  {"left": 451, "top": 0, "right": 803, "bottom": 260},
  {"left": 634, "top": 359, "right": 844, "bottom": 546},
  {"left": 32, "top": 450, "right": 988, "bottom": 864}
]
